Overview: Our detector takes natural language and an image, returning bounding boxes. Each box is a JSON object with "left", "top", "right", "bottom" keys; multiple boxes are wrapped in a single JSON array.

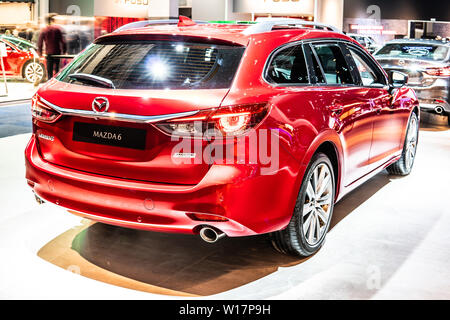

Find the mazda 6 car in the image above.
[
  {"left": 375, "top": 39, "right": 450, "bottom": 125},
  {"left": 25, "top": 17, "right": 419, "bottom": 256},
  {"left": 0, "top": 35, "right": 46, "bottom": 83}
]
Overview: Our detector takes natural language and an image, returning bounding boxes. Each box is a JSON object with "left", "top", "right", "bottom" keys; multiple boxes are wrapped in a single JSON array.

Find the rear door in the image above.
[
  {"left": 344, "top": 44, "right": 404, "bottom": 170},
  {"left": 309, "top": 42, "right": 374, "bottom": 186}
]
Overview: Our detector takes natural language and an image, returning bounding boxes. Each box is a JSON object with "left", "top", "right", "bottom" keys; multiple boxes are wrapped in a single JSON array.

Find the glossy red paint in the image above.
[{"left": 25, "top": 24, "right": 419, "bottom": 237}]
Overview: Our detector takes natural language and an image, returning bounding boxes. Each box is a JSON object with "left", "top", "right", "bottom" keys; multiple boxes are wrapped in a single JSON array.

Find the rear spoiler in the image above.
[{"left": 114, "top": 17, "right": 208, "bottom": 32}]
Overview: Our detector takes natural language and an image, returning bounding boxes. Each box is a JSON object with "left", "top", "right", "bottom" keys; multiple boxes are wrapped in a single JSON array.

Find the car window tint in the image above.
[
  {"left": 267, "top": 45, "right": 309, "bottom": 84},
  {"left": 2, "top": 41, "right": 14, "bottom": 52},
  {"left": 57, "top": 41, "right": 245, "bottom": 90},
  {"left": 349, "top": 49, "right": 378, "bottom": 86},
  {"left": 312, "top": 44, "right": 354, "bottom": 85},
  {"left": 309, "top": 49, "right": 326, "bottom": 84}
]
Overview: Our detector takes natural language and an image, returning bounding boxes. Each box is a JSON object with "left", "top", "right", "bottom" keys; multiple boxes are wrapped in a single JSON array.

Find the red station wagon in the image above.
[{"left": 25, "top": 18, "right": 419, "bottom": 256}]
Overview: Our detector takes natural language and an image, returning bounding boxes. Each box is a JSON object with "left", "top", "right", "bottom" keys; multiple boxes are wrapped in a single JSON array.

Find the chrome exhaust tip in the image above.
[
  {"left": 34, "top": 193, "right": 45, "bottom": 205},
  {"left": 435, "top": 106, "right": 444, "bottom": 114},
  {"left": 199, "top": 227, "right": 226, "bottom": 244}
]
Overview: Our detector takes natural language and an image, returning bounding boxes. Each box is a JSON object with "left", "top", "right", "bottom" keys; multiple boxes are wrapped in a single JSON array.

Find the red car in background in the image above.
[
  {"left": 0, "top": 36, "right": 46, "bottom": 83},
  {"left": 25, "top": 18, "right": 419, "bottom": 257}
]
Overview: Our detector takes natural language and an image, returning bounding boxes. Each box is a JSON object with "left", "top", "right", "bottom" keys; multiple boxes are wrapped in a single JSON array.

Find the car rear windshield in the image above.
[
  {"left": 375, "top": 43, "right": 449, "bottom": 61},
  {"left": 57, "top": 40, "right": 246, "bottom": 89}
]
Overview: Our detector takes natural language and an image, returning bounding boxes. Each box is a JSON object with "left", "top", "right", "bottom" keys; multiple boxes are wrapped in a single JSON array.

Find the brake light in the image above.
[
  {"left": 155, "top": 103, "right": 269, "bottom": 137},
  {"left": 31, "top": 95, "right": 61, "bottom": 123},
  {"left": 425, "top": 66, "right": 450, "bottom": 77}
]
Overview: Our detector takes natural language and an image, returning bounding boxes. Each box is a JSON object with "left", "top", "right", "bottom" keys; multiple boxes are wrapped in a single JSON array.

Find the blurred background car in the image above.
[
  {"left": 0, "top": 35, "right": 46, "bottom": 83},
  {"left": 374, "top": 39, "right": 450, "bottom": 125},
  {"left": 347, "top": 33, "right": 381, "bottom": 54}
]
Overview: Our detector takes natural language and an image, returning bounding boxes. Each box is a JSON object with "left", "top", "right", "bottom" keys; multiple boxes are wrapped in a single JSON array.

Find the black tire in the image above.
[
  {"left": 447, "top": 114, "right": 450, "bottom": 127},
  {"left": 386, "top": 112, "right": 419, "bottom": 176},
  {"left": 270, "top": 153, "right": 335, "bottom": 257}
]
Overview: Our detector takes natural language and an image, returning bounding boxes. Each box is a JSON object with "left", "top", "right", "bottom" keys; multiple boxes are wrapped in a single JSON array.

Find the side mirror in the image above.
[{"left": 388, "top": 71, "right": 408, "bottom": 94}]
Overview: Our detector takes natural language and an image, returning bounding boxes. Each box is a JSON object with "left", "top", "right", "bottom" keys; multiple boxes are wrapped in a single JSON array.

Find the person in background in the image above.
[
  {"left": 25, "top": 23, "right": 35, "bottom": 42},
  {"left": 32, "top": 27, "right": 40, "bottom": 45},
  {"left": 38, "top": 14, "right": 66, "bottom": 80},
  {"left": 18, "top": 27, "right": 28, "bottom": 40}
]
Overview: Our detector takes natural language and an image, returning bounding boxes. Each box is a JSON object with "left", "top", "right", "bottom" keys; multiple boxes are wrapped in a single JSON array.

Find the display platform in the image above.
[{"left": 1, "top": 124, "right": 449, "bottom": 299}]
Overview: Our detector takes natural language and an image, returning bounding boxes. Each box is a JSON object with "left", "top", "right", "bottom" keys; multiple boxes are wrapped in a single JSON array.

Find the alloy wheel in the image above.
[
  {"left": 302, "top": 163, "right": 333, "bottom": 246},
  {"left": 25, "top": 62, "right": 44, "bottom": 83},
  {"left": 405, "top": 116, "right": 418, "bottom": 170}
]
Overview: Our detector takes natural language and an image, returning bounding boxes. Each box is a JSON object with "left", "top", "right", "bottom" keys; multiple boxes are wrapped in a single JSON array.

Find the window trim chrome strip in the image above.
[{"left": 39, "top": 97, "right": 200, "bottom": 124}]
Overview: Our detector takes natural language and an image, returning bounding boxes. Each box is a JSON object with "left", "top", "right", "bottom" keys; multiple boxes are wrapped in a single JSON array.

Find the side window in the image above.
[
  {"left": 312, "top": 44, "right": 354, "bottom": 85},
  {"left": 310, "top": 52, "right": 326, "bottom": 84},
  {"left": 266, "top": 45, "right": 309, "bottom": 84},
  {"left": 349, "top": 48, "right": 386, "bottom": 86},
  {"left": 1, "top": 41, "right": 13, "bottom": 53},
  {"left": 304, "top": 44, "right": 325, "bottom": 84}
]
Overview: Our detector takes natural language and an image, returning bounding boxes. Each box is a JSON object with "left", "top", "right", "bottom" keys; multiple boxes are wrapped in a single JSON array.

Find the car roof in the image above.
[
  {"left": 96, "top": 22, "right": 352, "bottom": 47},
  {"left": 98, "top": 24, "right": 251, "bottom": 45}
]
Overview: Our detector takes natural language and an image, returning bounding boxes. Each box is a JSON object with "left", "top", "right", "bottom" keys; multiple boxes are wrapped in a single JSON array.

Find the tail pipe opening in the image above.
[
  {"left": 435, "top": 106, "right": 444, "bottom": 114},
  {"left": 199, "top": 226, "right": 226, "bottom": 243},
  {"left": 33, "top": 192, "right": 45, "bottom": 205}
]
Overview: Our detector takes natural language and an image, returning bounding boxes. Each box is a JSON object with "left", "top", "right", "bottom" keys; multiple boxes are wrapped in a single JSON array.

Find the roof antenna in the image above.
[{"left": 178, "top": 15, "right": 196, "bottom": 27}]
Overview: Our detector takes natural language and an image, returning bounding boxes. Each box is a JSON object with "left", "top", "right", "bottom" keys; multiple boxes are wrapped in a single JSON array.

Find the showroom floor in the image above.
[{"left": 0, "top": 117, "right": 449, "bottom": 299}]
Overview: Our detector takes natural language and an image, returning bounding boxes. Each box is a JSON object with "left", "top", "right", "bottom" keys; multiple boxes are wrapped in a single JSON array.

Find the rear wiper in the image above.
[{"left": 68, "top": 73, "right": 116, "bottom": 89}]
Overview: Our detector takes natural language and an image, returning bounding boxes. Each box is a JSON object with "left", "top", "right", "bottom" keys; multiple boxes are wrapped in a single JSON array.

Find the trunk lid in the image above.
[
  {"left": 36, "top": 81, "right": 229, "bottom": 185},
  {"left": 376, "top": 57, "right": 444, "bottom": 87}
]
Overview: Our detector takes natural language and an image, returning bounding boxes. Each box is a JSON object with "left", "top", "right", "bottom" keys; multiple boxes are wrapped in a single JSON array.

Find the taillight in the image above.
[
  {"left": 155, "top": 103, "right": 269, "bottom": 138},
  {"left": 425, "top": 66, "right": 450, "bottom": 77},
  {"left": 31, "top": 94, "right": 61, "bottom": 123}
]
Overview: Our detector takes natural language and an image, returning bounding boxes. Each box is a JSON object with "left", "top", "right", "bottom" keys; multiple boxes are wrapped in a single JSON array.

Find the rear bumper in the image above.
[
  {"left": 419, "top": 102, "right": 450, "bottom": 114},
  {"left": 412, "top": 78, "right": 450, "bottom": 113},
  {"left": 25, "top": 135, "right": 296, "bottom": 237}
]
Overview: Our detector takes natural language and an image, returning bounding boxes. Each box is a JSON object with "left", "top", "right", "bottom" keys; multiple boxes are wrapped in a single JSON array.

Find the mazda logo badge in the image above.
[{"left": 92, "top": 97, "right": 109, "bottom": 113}]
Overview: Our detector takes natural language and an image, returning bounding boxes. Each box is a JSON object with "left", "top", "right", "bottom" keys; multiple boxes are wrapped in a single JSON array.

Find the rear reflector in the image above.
[{"left": 186, "top": 213, "right": 229, "bottom": 222}]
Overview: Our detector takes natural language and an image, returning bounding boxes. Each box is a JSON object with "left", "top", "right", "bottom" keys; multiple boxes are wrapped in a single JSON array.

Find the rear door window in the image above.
[
  {"left": 266, "top": 44, "right": 310, "bottom": 85},
  {"left": 348, "top": 47, "right": 386, "bottom": 86},
  {"left": 57, "top": 41, "right": 246, "bottom": 90},
  {"left": 311, "top": 44, "right": 355, "bottom": 85}
]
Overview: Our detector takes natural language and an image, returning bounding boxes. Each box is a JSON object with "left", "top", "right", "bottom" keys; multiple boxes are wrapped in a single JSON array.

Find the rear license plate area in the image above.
[{"left": 73, "top": 122, "right": 147, "bottom": 150}]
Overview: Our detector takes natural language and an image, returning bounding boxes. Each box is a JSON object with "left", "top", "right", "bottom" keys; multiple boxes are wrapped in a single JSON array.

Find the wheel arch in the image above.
[
  {"left": 21, "top": 59, "right": 33, "bottom": 78},
  {"left": 412, "top": 105, "right": 420, "bottom": 118},
  {"left": 298, "top": 130, "right": 344, "bottom": 201},
  {"left": 315, "top": 141, "right": 340, "bottom": 194}
]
